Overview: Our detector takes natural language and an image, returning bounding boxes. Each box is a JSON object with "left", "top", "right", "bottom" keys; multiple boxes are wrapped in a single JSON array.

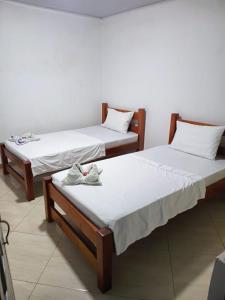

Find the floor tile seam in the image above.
[{"left": 29, "top": 281, "right": 152, "bottom": 300}]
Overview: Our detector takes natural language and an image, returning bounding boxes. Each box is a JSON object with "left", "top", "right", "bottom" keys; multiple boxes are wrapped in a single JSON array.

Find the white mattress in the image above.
[
  {"left": 137, "top": 145, "right": 225, "bottom": 186},
  {"left": 76, "top": 125, "right": 138, "bottom": 149},
  {"left": 5, "top": 126, "right": 138, "bottom": 176},
  {"left": 52, "top": 145, "right": 223, "bottom": 255}
]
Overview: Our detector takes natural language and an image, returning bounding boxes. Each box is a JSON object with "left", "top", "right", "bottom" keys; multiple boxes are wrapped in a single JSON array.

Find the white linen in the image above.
[
  {"left": 76, "top": 126, "right": 138, "bottom": 148},
  {"left": 170, "top": 121, "right": 225, "bottom": 160},
  {"left": 5, "top": 126, "right": 138, "bottom": 177},
  {"left": 52, "top": 148, "right": 206, "bottom": 255},
  {"left": 9, "top": 133, "right": 40, "bottom": 145},
  {"left": 102, "top": 108, "right": 134, "bottom": 134},
  {"left": 63, "top": 164, "right": 102, "bottom": 186},
  {"left": 138, "top": 145, "right": 225, "bottom": 186},
  {"left": 6, "top": 131, "right": 105, "bottom": 177}
]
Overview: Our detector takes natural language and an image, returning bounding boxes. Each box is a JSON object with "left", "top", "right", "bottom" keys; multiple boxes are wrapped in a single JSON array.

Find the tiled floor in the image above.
[{"left": 1, "top": 174, "right": 225, "bottom": 300}]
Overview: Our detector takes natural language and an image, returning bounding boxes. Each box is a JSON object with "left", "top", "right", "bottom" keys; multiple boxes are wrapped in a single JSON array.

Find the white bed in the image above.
[
  {"left": 51, "top": 145, "right": 225, "bottom": 255},
  {"left": 5, "top": 126, "right": 138, "bottom": 177},
  {"left": 136, "top": 145, "right": 225, "bottom": 186}
]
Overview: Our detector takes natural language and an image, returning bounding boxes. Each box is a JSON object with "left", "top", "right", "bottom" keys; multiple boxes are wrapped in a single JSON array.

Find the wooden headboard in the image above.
[
  {"left": 102, "top": 103, "right": 146, "bottom": 151},
  {"left": 168, "top": 113, "right": 225, "bottom": 156}
]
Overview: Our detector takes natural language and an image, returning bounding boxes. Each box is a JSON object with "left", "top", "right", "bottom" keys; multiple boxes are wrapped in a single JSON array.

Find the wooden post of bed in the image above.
[
  {"left": 24, "top": 161, "right": 34, "bottom": 201},
  {"left": 0, "top": 144, "right": 9, "bottom": 175},
  {"left": 168, "top": 113, "right": 180, "bottom": 144},
  {"left": 43, "top": 176, "right": 54, "bottom": 222},
  {"left": 96, "top": 228, "right": 113, "bottom": 292},
  {"left": 102, "top": 103, "right": 108, "bottom": 123},
  {"left": 138, "top": 108, "right": 146, "bottom": 151}
]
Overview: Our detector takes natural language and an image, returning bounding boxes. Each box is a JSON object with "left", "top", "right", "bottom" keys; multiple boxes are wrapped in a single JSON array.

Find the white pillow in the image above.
[
  {"left": 102, "top": 108, "right": 134, "bottom": 134},
  {"left": 170, "top": 121, "right": 224, "bottom": 160}
]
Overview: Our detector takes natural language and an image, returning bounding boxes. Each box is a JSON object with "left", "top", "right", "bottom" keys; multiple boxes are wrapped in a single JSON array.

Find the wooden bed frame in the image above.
[
  {"left": 0, "top": 103, "right": 145, "bottom": 201},
  {"left": 43, "top": 113, "right": 225, "bottom": 293}
]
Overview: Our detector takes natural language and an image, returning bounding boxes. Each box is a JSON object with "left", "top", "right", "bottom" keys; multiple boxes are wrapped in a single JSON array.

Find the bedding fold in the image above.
[{"left": 63, "top": 163, "right": 102, "bottom": 186}]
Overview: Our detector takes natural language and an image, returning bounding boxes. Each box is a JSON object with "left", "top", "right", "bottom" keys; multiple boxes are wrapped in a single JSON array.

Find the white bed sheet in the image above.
[
  {"left": 52, "top": 146, "right": 209, "bottom": 255},
  {"left": 5, "top": 126, "right": 138, "bottom": 177},
  {"left": 76, "top": 125, "right": 138, "bottom": 149},
  {"left": 6, "top": 131, "right": 105, "bottom": 177},
  {"left": 137, "top": 145, "right": 225, "bottom": 186}
]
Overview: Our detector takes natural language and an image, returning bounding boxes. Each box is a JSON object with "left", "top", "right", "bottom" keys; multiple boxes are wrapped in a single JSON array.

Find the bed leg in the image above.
[
  {"left": 138, "top": 108, "right": 146, "bottom": 151},
  {"left": 43, "top": 177, "right": 54, "bottom": 222},
  {"left": 96, "top": 228, "right": 113, "bottom": 293},
  {"left": 23, "top": 161, "right": 34, "bottom": 201},
  {"left": 102, "top": 103, "right": 108, "bottom": 123},
  {"left": 168, "top": 113, "right": 180, "bottom": 144},
  {"left": 0, "top": 144, "right": 9, "bottom": 175}
]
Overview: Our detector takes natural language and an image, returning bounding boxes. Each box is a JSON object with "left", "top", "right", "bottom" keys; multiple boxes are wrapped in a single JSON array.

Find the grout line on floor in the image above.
[
  {"left": 11, "top": 230, "right": 48, "bottom": 236},
  {"left": 12, "top": 279, "right": 36, "bottom": 299},
  {"left": 12, "top": 277, "right": 37, "bottom": 284},
  {"left": 209, "top": 212, "right": 225, "bottom": 250},
  {"left": 6, "top": 199, "right": 42, "bottom": 232},
  {"left": 165, "top": 226, "right": 176, "bottom": 299},
  {"left": 28, "top": 281, "right": 148, "bottom": 300},
  {"left": 28, "top": 231, "right": 63, "bottom": 299}
]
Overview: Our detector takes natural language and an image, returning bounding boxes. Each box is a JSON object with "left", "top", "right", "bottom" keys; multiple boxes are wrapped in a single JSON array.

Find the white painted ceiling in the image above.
[{"left": 9, "top": 0, "right": 165, "bottom": 18}]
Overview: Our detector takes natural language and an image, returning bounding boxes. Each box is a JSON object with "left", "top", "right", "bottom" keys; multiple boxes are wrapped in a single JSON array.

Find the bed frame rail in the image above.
[
  {"left": 0, "top": 143, "right": 34, "bottom": 200},
  {"left": 43, "top": 177, "right": 114, "bottom": 293}
]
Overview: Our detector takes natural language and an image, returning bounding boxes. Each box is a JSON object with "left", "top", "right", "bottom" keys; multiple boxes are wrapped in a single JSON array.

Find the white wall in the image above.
[
  {"left": 102, "top": 0, "right": 225, "bottom": 148},
  {"left": 0, "top": 1, "right": 102, "bottom": 141},
  {"left": 1, "top": 0, "right": 225, "bottom": 149}
]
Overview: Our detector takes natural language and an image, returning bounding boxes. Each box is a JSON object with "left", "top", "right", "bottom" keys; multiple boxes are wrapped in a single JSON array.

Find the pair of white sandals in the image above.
[{"left": 63, "top": 163, "right": 102, "bottom": 186}]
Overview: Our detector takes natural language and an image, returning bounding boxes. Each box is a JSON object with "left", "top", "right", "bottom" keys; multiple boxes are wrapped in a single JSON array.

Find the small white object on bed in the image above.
[
  {"left": 170, "top": 121, "right": 225, "bottom": 160},
  {"left": 51, "top": 145, "right": 225, "bottom": 255}
]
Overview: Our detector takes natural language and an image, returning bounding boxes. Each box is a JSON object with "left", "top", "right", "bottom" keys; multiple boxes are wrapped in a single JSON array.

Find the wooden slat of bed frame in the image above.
[
  {"left": 51, "top": 208, "right": 97, "bottom": 269},
  {"left": 4, "top": 147, "right": 27, "bottom": 170},
  {"left": 48, "top": 182, "right": 99, "bottom": 246},
  {"left": 43, "top": 176, "right": 114, "bottom": 293},
  {"left": 6, "top": 164, "right": 24, "bottom": 185},
  {"left": 206, "top": 177, "right": 225, "bottom": 198},
  {"left": 105, "top": 142, "right": 138, "bottom": 157}
]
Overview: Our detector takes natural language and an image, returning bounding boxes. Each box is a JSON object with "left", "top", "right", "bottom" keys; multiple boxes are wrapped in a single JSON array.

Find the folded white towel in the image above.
[
  {"left": 9, "top": 132, "right": 40, "bottom": 145},
  {"left": 63, "top": 163, "right": 102, "bottom": 186}
]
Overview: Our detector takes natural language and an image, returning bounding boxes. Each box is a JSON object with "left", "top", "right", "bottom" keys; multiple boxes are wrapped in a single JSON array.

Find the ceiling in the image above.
[{"left": 9, "top": 0, "right": 165, "bottom": 18}]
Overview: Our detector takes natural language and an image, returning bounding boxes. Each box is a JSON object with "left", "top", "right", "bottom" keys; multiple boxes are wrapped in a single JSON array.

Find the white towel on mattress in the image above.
[
  {"left": 63, "top": 163, "right": 102, "bottom": 185},
  {"left": 9, "top": 132, "right": 40, "bottom": 145}
]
